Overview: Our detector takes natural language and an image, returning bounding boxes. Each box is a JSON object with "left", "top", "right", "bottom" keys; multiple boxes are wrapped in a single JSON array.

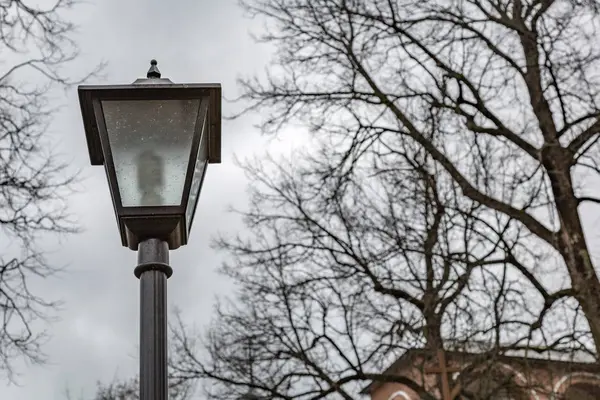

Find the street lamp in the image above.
[{"left": 77, "top": 60, "right": 221, "bottom": 400}]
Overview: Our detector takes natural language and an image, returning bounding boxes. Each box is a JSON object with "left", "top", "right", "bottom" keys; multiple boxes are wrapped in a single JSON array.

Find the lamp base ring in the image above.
[{"left": 134, "top": 262, "right": 173, "bottom": 279}]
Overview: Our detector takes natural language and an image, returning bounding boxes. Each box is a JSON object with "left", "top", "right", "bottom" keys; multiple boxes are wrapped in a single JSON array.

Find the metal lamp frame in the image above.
[{"left": 78, "top": 82, "right": 221, "bottom": 249}]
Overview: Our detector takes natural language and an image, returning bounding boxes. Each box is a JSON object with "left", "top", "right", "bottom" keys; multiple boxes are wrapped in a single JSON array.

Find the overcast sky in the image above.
[
  {"left": 1, "top": 0, "right": 300, "bottom": 398},
  {"left": 3, "top": 2, "right": 600, "bottom": 400}
]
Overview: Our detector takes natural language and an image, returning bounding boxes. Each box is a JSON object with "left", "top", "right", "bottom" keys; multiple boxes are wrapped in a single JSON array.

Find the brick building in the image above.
[{"left": 361, "top": 349, "right": 600, "bottom": 400}]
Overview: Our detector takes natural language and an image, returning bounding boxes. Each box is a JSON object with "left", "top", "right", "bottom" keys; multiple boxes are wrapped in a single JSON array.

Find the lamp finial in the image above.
[{"left": 147, "top": 59, "right": 161, "bottom": 79}]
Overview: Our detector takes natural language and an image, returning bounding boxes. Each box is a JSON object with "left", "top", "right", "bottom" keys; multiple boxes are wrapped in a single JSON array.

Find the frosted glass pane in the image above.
[
  {"left": 102, "top": 99, "right": 200, "bottom": 207},
  {"left": 185, "top": 115, "right": 208, "bottom": 228}
]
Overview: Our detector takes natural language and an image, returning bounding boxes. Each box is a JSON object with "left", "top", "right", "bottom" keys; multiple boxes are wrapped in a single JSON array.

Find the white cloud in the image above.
[{"left": 0, "top": 0, "right": 304, "bottom": 398}]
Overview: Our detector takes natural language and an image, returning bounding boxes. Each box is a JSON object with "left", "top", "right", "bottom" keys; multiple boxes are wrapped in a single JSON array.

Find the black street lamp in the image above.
[{"left": 77, "top": 60, "right": 221, "bottom": 400}]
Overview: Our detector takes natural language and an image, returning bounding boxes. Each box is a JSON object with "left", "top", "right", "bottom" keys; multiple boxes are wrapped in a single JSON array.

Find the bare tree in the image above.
[
  {"left": 169, "top": 0, "right": 600, "bottom": 398},
  {"left": 230, "top": 0, "right": 600, "bottom": 349},
  {"left": 0, "top": 0, "right": 102, "bottom": 379},
  {"left": 167, "top": 147, "right": 585, "bottom": 399},
  {"left": 65, "top": 376, "right": 195, "bottom": 400}
]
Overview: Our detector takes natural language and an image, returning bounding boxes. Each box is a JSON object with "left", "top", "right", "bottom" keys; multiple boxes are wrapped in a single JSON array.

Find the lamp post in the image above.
[{"left": 77, "top": 60, "right": 221, "bottom": 400}]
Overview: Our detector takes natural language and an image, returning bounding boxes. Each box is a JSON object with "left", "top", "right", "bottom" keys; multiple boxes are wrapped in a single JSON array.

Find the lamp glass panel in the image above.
[
  {"left": 185, "top": 113, "right": 208, "bottom": 229},
  {"left": 101, "top": 99, "right": 200, "bottom": 207}
]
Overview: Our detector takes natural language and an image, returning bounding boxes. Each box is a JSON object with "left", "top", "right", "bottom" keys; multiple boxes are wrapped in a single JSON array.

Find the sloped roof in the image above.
[{"left": 359, "top": 347, "right": 599, "bottom": 395}]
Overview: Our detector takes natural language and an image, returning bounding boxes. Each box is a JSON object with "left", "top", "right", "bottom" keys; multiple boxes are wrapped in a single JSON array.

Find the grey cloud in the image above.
[{"left": 1, "top": 0, "right": 276, "bottom": 398}]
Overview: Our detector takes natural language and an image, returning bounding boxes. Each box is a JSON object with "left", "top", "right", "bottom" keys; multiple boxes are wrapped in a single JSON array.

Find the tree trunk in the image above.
[{"left": 544, "top": 147, "right": 600, "bottom": 353}]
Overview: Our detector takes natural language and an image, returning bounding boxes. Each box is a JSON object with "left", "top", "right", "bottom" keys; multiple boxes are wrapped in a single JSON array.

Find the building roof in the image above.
[{"left": 359, "top": 347, "right": 599, "bottom": 395}]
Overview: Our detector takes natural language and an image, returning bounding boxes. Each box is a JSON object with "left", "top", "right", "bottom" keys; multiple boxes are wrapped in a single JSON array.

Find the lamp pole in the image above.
[{"left": 135, "top": 238, "right": 172, "bottom": 400}]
